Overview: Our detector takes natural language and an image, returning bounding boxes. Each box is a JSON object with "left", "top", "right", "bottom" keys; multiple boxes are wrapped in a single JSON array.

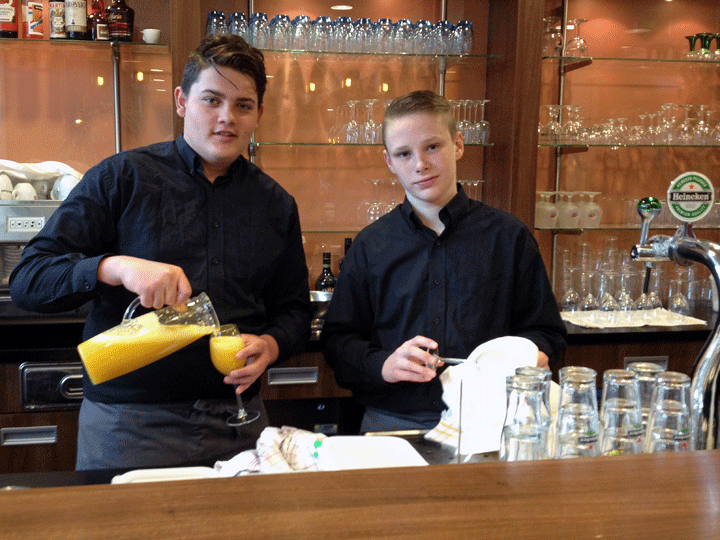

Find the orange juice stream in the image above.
[
  {"left": 78, "top": 311, "right": 215, "bottom": 385},
  {"left": 210, "top": 335, "right": 245, "bottom": 375}
]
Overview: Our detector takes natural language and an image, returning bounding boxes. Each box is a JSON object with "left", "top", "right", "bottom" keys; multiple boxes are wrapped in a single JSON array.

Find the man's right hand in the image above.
[
  {"left": 381, "top": 335, "right": 444, "bottom": 383},
  {"left": 97, "top": 255, "right": 193, "bottom": 309}
]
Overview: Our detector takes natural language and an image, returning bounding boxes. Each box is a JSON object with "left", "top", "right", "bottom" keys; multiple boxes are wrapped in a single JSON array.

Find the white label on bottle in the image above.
[
  {"left": 65, "top": 0, "right": 87, "bottom": 32},
  {"left": 49, "top": 2, "right": 66, "bottom": 38},
  {"left": 0, "top": 2, "right": 16, "bottom": 24},
  {"left": 24, "top": 2, "right": 43, "bottom": 36}
]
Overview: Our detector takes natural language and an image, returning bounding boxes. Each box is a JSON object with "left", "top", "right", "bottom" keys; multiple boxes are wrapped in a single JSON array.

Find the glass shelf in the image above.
[
  {"left": 536, "top": 226, "right": 719, "bottom": 232},
  {"left": 0, "top": 38, "right": 169, "bottom": 52},
  {"left": 538, "top": 143, "right": 720, "bottom": 149},
  {"left": 262, "top": 49, "right": 501, "bottom": 62},
  {"left": 542, "top": 55, "right": 720, "bottom": 65}
]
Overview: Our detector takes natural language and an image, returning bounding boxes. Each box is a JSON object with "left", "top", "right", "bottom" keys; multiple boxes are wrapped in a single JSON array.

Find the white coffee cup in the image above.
[
  {"left": 0, "top": 173, "right": 12, "bottom": 200},
  {"left": 50, "top": 175, "right": 80, "bottom": 201},
  {"left": 12, "top": 182, "right": 37, "bottom": 201},
  {"left": 33, "top": 180, "right": 50, "bottom": 198},
  {"left": 142, "top": 28, "right": 161, "bottom": 44}
]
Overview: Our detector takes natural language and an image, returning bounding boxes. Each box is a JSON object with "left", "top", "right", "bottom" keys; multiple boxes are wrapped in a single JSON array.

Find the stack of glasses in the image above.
[
  {"left": 206, "top": 12, "right": 474, "bottom": 55},
  {"left": 500, "top": 364, "right": 695, "bottom": 461},
  {"left": 683, "top": 33, "right": 720, "bottom": 60}
]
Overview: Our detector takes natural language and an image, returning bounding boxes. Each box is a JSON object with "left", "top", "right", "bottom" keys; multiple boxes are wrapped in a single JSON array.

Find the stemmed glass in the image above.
[
  {"left": 455, "top": 100, "right": 473, "bottom": 143},
  {"left": 474, "top": 100, "right": 490, "bottom": 144},
  {"left": 540, "top": 105, "right": 563, "bottom": 144},
  {"left": 564, "top": 19, "right": 589, "bottom": 57},
  {"left": 668, "top": 279, "right": 690, "bottom": 315},
  {"left": 210, "top": 324, "right": 260, "bottom": 426},
  {"left": 343, "top": 100, "right": 361, "bottom": 144},
  {"left": 677, "top": 105, "right": 695, "bottom": 145},
  {"left": 694, "top": 105, "right": 712, "bottom": 145},
  {"left": 362, "top": 99, "right": 381, "bottom": 144},
  {"left": 683, "top": 35, "right": 699, "bottom": 59},
  {"left": 542, "top": 16, "right": 563, "bottom": 57},
  {"left": 367, "top": 179, "right": 383, "bottom": 222},
  {"left": 384, "top": 178, "right": 398, "bottom": 214}
]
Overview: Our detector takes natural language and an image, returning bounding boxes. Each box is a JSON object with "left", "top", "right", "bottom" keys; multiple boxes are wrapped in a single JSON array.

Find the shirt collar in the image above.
[
  {"left": 400, "top": 182, "right": 472, "bottom": 232},
  {"left": 175, "top": 135, "right": 247, "bottom": 183}
]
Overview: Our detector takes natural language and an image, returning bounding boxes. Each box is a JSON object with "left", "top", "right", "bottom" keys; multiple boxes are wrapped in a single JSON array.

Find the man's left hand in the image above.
[{"left": 223, "top": 334, "right": 279, "bottom": 394}]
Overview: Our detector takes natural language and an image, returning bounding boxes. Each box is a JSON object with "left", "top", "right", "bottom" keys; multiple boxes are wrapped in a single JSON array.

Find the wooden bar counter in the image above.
[{"left": 2, "top": 451, "right": 719, "bottom": 539}]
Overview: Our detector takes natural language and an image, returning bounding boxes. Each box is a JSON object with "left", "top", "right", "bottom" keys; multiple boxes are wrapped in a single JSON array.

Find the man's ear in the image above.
[
  {"left": 383, "top": 149, "right": 397, "bottom": 175},
  {"left": 174, "top": 86, "right": 186, "bottom": 118}
]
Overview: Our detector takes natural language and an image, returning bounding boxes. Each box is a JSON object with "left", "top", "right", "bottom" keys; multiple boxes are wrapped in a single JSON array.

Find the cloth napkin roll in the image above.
[{"left": 424, "top": 336, "right": 539, "bottom": 455}]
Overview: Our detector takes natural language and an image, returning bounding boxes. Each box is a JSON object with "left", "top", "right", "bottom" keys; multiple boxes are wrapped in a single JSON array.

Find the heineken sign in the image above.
[{"left": 666, "top": 172, "right": 714, "bottom": 223}]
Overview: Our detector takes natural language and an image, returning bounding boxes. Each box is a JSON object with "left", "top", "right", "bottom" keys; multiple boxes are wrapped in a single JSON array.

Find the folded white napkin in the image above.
[
  {"left": 424, "top": 336, "right": 539, "bottom": 455},
  {"left": 0, "top": 159, "right": 82, "bottom": 182},
  {"left": 214, "top": 426, "right": 327, "bottom": 477},
  {"left": 562, "top": 308, "right": 706, "bottom": 329}
]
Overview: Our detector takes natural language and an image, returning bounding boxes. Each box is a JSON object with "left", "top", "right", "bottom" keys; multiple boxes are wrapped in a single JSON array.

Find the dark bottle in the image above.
[
  {"left": 315, "top": 252, "right": 336, "bottom": 292},
  {"left": 88, "top": 0, "right": 108, "bottom": 40},
  {"left": 105, "top": 0, "right": 133, "bottom": 42},
  {"left": 0, "top": 0, "right": 18, "bottom": 38},
  {"left": 65, "top": 0, "right": 88, "bottom": 39}
]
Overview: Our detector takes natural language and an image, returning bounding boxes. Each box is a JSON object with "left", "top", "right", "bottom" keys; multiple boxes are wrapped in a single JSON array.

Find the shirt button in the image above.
[
  {"left": 434, "top": 278, "right": 441, "bottom": 285},
  {"left": 433, "top": 318, "right": 440, "bottom": 325},
  {"left": 212, "top": 257, "right": 220, "bottom": 265},
  {"left": 212, "top": 221, "right": 220, "bottom": 228}
]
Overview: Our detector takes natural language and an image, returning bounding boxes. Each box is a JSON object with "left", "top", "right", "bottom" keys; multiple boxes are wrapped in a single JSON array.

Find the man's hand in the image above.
[
  {"left": 98, "top": 255, "right": 193, "bottom": 309},
  {"left": 537, "top": 351, "right": 550, "bottom": 370},
  {"left": 381, "top": 335, "right": 444, "bottom": 383},
  {"left": 224, "top": 334, "right": 279, "bottom": 394}
]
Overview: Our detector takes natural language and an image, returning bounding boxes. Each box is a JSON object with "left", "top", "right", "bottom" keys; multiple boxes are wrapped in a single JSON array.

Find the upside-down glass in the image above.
[
  {"left": 228, "top": 12, "right": 248, "bottom": 41},
  {"left": 412, "top": 20, "right": 434, "bottom": 54},
  {"left": 354, "top": 17, "right": 374, "bottom": 53},
  {"left": 269, "top": 14, "right": 291, "bottom": 51},
  {"left": 599, "top": 369, "right": 644, "bottom": 456},
  {"left": 453, "top": 20, "right": 474, "bottom": 55},
  {"left": 332, "top": 16, "right": 355, "bottom": 53},
  {"left": 500, "top": 375, "right": 549, "bottom": 461},
  {"left": 392, "top": 19, "right": 414, "bottom": 54},
  {"left": 554, "top": 366, "right": 600, "bottom": 458},
  {"left": 342, "top": 100, "right": 361, "bottom": 144},
  {"left": 564, "top": 18, "right": 588, "bottom": 57},
  {"left": 431, "top": 20, "right": 454, "bottom": 55},
  {"left": 210, "top": 324, "right": 260, "bottom": 426},
  {"left": 644, "top": 371, "right": 693, "bottom": 453},
  {"left": 373, "top": 18, "right": 394, "bottom": 53},
  {"left": 290, "top": 15, "right": 311, "bottom": 51},
  {"left": 515, "top": 366, "right": 553, "bottom": 456},
  {"left": 626, "top": 361, "right": 663, "bottom": 432},
  {"left": 206, "top": 10, "right": 227, "bottom": 36},
  {"left": 367, "top": 179, "right": 383, "bottom": 223},
  {"left": 310, "top": 16, "right": 333, "bottom": 52},
  {"left": 249, "top": 12, "right": 269, "bottom": 49},
  {"left": 542, "top": 17, "right": 563, "bottom": 57},
  {"left": 362, "top": 99, "right": 381, "bottom": 144}
]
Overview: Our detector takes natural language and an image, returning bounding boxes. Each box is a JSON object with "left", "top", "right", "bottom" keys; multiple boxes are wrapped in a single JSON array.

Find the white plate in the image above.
[
  {"left": 315, "top": 436, "right": 428, "bottom": 471},
  {"left": 111, "top": 466, "right": 218, "bottom": 484}
]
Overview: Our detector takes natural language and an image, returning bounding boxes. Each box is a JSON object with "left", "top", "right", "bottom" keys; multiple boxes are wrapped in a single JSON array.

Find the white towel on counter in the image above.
[
  {"left": 424, "top": 336, "right": 539, "bottom": 455},
  {"left": 214, "top": 426, "right": 327, "bottom": 476}
]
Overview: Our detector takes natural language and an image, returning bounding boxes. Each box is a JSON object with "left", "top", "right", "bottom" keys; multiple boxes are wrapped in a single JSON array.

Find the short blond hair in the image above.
[{"left": 382, "top": 90, "right": 457, "bottom": 148}]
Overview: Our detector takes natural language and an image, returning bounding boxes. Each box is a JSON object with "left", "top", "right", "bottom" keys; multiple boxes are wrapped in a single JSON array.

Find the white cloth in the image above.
[
  {"left": 0, "top": 159, "right": 82, "bottom": 183},
  {"left": 424, "top": 336, "right": 539, "bottom": 455},
  {"left": 214, "top": 426, "right": 327, "bottom": 477},
  {"left": 562, "top": 308, "right": 705, "bottom": 329}
]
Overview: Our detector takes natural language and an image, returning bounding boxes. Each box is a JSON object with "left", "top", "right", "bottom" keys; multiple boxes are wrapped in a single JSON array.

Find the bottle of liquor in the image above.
[
  {"left": 87, "top": 0, "right": 108, "bottom": 40},
  {"left": 21, "top": 1, "right": 43, "bottom": 39},
  {"left": 49, "top": 1, "right": 67, "bottom": 39},
  {"left": 105, "top": 0, "right": 133, "bottom": 42},
  {"left": 315, "top": 252, "right": 336, "bottom": 292},
  {"left": 64, "top": 0, "right": 87, "bottom": 39},
  {"left": 0, "top": 0, "right": 18, "bottom": 38}
]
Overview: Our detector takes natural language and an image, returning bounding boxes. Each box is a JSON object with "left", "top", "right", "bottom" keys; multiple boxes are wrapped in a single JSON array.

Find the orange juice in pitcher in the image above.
[{"left": 78, "top": 293, "right": 220, "bottom": 385}]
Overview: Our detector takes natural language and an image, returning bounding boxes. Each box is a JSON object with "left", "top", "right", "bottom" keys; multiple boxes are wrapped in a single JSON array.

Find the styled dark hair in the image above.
[
  {"left": 382, "top": 90, "right": 457, "bottom": 148},
  {"left": 180, "top": 34, "right": 267, "bottom": 108}
]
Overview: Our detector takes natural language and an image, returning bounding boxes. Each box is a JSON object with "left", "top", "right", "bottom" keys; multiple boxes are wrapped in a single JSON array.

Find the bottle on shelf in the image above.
[
  {"left": 48, "top": 1, "right": 67, "bottom": 39},
  {"left": 0, "top": 0, "right": 18, "bottom": 38},
  {"left": 21, "top": 1, "right": 43, "bottom": 39},
  {"left": 315, "top": 252, "right": 336, "bottom": 292},
  {"left": 88, "top": 0, "right": 108, "bottom": 40},
  {"left": 64, "top": 0, "right": 87, "bottom": 39},
  {"left": 105, "top": 0, "right": 133, "bottom": 42}
]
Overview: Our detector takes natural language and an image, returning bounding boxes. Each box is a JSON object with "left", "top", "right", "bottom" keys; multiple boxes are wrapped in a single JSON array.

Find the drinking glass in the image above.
[
  {"left": 342, "top": 100, "right": 361, "bottom": 144},
  {"left": 362, "top": 99, "right": 381, "bottom": 144},
  {"left": 542, "top": 16, "right": 563, "bottom": 57},
  {"left": 249, "top": 12, "right": 269, "bottom": 49},
  {"left": 474, "top": 100, "right": 490, "bottom": 144},
  {"left": 515, "top": 366, "right": 553, "bottom": 457},
  {"left": 392, "top": 19, "right": 414, "bottom": 54},
  {"left": 668, "top": 278, "right": 690, "bottom": 315},
  {"left": 644, "top": 371, "right": 693, "bottom": 453},
  {"left": 228, "top": 12, "right": 248, "bottom": 41},
  {"left": 560, "top": 269, "right": 580, "bottom": 312},
  {"left": 677, "top": 105, "right": 695, "bottom": 145},
  {"left": 353, "top": 17, "right": 374, "bottom": 53},
  {"left": 367, "top": 179, "right": 383, "bottom": 223},
  {"left": 455, "top": 100, "right": 473, "bottom": 142},
  {"left": 684, "top": 34, "right": 699, "bottom": 59},
  {"left": 332, "top": 16, "right": 355, "bottom": 53},
  {"left": 431, "top": 20, "right": 454, "bottom": 55},
  {"left": 269, "top": 14, "right": 291, "bottom": 51},
  {"left": 412, "top": 20, "right": 434, "bottom": 54},
  {"left": 500, "top": 375, "right": 549, "bottom": 461},
  {"left": 290, "top": 15, "right": 311, "bottom": 51},
  {"left": 206, "top": 10, "right": 227, "bottom": 36},
  {"left": 564, "top": 19, "right": 589, "bottom": 57},
  {"left": 626, "top": 361, "right": 664, "bottom": 433},
  {"left": 579, "top": 191, "right": 602, "bottom": 228},
  {"left": 373, "top": 18, "right": 395, "bottom": 53},
  {"left": 535, "top": 191, "right": 558, "bottom": 229},
  {"left": 696, "top": 33, "right": 714, "bottom": 61},
  {"left": 539, "top": 105, "right": 563, "bottom": 144},
  {"left": 599, "top": 369, "right": 644, "bottom": 456},
  {"left": 310, "top": 16, "right": 333, "bottom": 52},
  {"left": 554, "top": 366, "right": 600, "bottom": 459},
  {"left": 384, "top": 179, "right": 398, "bottom": 214},
  {"left": 210, "top": 324, "right": 260, "bottom": 426},
  {"left": 453, "top": 20, "right": 474, "bottom": 55}
]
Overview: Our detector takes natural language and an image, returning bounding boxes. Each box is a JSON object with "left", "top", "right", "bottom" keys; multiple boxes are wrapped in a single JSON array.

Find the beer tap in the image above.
[{"left": 636, "top": 197, "right": 662, "bottom": 293}]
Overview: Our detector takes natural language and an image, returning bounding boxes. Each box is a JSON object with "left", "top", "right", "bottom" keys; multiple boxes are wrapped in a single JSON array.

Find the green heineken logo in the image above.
[{"left": 667, "top": 172, "right": 714, "bottom": 223}]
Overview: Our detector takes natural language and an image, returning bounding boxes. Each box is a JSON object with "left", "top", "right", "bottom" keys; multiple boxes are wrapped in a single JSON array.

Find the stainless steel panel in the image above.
[
  {"left": 0, "top": 202, "right": 60, "bottom": 243},
  {"left": 19, "top": 362, "right": 84, "bottom": 411},
  {"left": 267, "top": 366, "right": 319, "bottom": 385},
  {"left": 1, "top": 425, "right": 58, "bottom": 446}
]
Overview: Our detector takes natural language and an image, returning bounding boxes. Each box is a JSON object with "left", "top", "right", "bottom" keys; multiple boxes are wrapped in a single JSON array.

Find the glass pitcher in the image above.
[{"left": 78, "top": 292, "right": 220, "bottom": 385}]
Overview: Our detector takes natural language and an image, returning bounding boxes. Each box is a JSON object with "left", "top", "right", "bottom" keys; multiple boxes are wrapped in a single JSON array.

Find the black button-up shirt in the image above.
[
  {"left": 322, "top": 187, "right": 566, "bottom": 420},
  {"left": 10, "top": 136, "right": 312, "bottom": 403}
]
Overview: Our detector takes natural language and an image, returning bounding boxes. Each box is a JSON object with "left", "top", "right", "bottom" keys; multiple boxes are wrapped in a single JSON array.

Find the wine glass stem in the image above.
[
  {"left": 373, "top": 180, "right": 379, "bottom": 202},
  {"left": 234, "top": 386, "right": 248, "bottom": 421}
]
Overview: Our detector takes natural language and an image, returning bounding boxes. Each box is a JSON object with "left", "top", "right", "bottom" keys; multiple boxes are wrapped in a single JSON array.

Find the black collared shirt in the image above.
[
  {"left": 322, "top": 187, "right": 566, "bottom": 419},
  {"left": 10, "top": 136, "right": 312, "bottom": 403}
]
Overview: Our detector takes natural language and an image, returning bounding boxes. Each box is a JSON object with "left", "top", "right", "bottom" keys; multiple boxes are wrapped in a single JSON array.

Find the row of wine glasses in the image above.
[
  {"left": 536, "top": 191, "right": 603, "bottom": 229},
  {"left": 207, "top": 11, "right": 474, "bottom": 55},
  {"left": 683, "top": 33, "right": 720, "bottom": 61},
  {"left": 451, "top": 100, "right": 490, "bottom": 144},
  {"left": 361, "top": 178, "right": 483, "bottom": 224},
  {"left": 540, "top": 104, "right": 720, "bottom": 146},
  {"left": 542, "top": 17, "right": 589, "bottom": 58}
]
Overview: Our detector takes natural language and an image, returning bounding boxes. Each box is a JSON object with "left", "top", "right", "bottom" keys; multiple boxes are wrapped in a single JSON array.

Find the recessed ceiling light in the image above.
[{"left": 331, "top": 5, "right": 353, "bottom": 10}]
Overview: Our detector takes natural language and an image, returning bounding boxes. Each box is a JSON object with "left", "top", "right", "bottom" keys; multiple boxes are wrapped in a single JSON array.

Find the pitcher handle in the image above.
[{"left": 122, "top": 296, "right": 143, "bottom": 322}]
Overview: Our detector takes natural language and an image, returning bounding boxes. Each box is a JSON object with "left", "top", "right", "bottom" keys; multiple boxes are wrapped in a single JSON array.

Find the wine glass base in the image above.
[{"left": 226, "top": 408, "right": 261, "bottom": 427}]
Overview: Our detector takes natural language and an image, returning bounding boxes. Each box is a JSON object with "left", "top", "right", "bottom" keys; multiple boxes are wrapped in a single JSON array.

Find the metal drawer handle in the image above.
[
  {"left": 1, "top": 426, "right": 58, "bottom": 446},
  {"left": 267, "top": 367, "right": 319, "bottom": 386},
  {"left": 59, "top": 373, "right": 84, "bottom": 399}
]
